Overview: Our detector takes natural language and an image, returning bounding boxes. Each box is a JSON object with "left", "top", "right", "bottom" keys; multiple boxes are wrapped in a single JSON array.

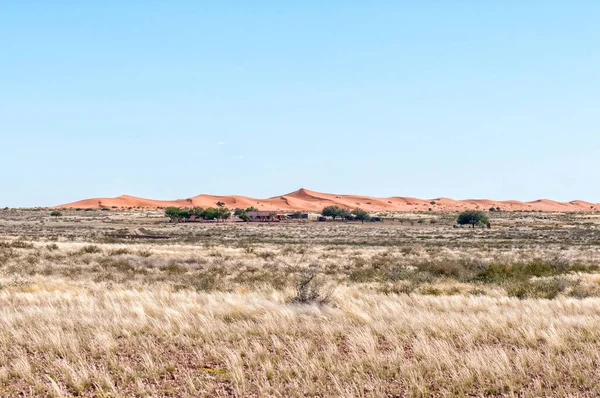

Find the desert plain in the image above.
[{"left": 2, "top": 203, "right": 600, "bottom": 397}]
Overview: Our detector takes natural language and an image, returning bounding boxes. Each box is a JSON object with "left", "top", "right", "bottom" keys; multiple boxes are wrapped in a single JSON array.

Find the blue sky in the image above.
[{"left": 1, "top": 1, "right": 599, "bottom": 207}]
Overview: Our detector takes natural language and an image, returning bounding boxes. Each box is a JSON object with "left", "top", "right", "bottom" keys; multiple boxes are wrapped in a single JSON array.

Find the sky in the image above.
[{"left": 1, "top": 1, "right": 599, "bottom": 207}]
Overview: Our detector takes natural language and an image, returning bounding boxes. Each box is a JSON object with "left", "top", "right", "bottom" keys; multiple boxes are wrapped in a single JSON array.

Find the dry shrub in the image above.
[
  {"left": 79, "top": 245, "right": 102, "bottom": 254},
  {"left": 289, "top": 273, "right": 334, "bottom": 305}
]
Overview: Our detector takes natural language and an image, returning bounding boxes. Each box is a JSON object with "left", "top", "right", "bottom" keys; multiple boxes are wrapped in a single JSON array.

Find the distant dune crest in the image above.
[{"left": 55, "top": 188, "right": 599, "bottom": 212}]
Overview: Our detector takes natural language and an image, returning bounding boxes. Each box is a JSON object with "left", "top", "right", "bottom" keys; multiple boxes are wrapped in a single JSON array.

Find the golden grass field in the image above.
[{"left": 2, "top": 209, "right": 600, "bottom": 397}]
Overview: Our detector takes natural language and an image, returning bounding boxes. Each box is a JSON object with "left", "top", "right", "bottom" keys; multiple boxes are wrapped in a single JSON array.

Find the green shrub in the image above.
[
  {"left": 165, "top": 207, "right": 189, "bottom": 222},
  {"left": 457, "top": 210, "right": 489, "bottom": 228}
]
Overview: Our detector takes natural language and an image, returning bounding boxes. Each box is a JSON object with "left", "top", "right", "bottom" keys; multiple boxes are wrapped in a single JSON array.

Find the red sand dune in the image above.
[{"left": 55, "top": 188, "right": 600, "bottom": 212}]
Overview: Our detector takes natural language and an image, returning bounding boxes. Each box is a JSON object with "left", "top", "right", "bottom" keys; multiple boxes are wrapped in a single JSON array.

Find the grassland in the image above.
[{"left": 1, "top": 209, "right": 600, "bottom": 397}]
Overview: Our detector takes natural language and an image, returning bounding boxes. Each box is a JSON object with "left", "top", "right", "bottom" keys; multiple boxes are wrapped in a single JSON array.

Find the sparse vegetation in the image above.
[{"left": 0, "top": 209, "right": 600, "bottom": 396}]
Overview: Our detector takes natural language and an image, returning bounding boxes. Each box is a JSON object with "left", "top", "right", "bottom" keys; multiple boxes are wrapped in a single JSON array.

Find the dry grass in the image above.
[{"left": 1, "top": 209, "right": 600, "bottom": 396}]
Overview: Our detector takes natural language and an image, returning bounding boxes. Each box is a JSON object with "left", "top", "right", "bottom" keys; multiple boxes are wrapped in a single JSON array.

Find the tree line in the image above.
[
  {"left": 165, "top": 205, "right": 263, "bottom": 222},
  {"left": 165, "top": 204, "right": 373, "bottom": 223},
  {"left": 165, "top": 205, "right": 493, "bottom": 227},
  {"left": 165, "top": 206, "right": 232, "bottom": 222},
  {"left": 321, "top": 206, "right": 371, "bottom": 223}
]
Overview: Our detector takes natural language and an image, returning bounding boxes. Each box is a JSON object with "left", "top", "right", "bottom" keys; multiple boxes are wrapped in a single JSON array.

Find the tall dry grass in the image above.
[{"left": 2, "top": 278, "right": 600, "bottom": 396}]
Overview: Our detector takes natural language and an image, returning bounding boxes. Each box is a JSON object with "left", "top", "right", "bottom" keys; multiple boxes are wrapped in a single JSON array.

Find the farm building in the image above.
[{"left": 246, "top": 211, "right": 287, "bottom": 221}]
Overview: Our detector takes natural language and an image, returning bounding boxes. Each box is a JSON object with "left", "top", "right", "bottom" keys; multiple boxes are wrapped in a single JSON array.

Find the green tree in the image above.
[
  {"left": 321, "top": 205, "right": 341, "bottom": 220},
  {"left": 336, "top": 208, "right": 350, "bottom": 220},
  {"left": 351, "top": 208, "right": 370, "bottom": 223},
  {"left": 457, "top": 210, "right": 489, "bottom": 228},
  {"left": 50, "top": 210, "right": 62, "bottom": 217},
  {"left": 245, "top": 206, "right": 258, "bottom": 212},
  {"left": 321, "top": 205, "right": 350, "bottom": 220},
  {"left": 202, "top": 208, "right": 220, "bottom": 221},
  {"left": 165, "top": 207, "right": 189, "bottom": 222},
  {"left": 191, "top": 207, "right": 205, "bottom": 218},
  {"left": 217, "top": 208, "right": 231, "bottom": 222}
]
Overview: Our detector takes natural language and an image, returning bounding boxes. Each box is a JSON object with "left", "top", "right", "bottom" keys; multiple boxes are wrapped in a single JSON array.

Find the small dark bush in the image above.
[
  {"left": 46, "top": 243, "right": 59, "bottom": 251},
  {"left": 80, "top": 245, "right": 102, "bottom": 254},
  {"left": 457, "top": 210, "right": 489, "bottom": 227}
]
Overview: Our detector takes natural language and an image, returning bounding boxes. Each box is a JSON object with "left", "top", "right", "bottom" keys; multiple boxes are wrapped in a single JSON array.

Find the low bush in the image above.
[
  {"left": 109, "top": 248, "right": 132, "bottom": 256},
  {"left": 46, "top": 243, "right": 59, "bottom": 251},
  {"left": 506, "top": 277, "right": 569, "bottom": 299},
  {"left": 80, "top": 245, "right": 102, "bottom": 254}
]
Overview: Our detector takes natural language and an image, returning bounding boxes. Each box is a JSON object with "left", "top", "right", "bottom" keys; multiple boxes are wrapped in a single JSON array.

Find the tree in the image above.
[
  {"left": 351, "top": 208, "right": 370, "bottom": 223},
  {"left": 245, "top": 206, "right": 258, "bottom": 212},
  {"left": 216, "top": 208, "right": 231, "bottom": 222},
  {"left": 321, "top": 205, "right": 347, "bottom": 220},
  {"left": 50, "top": 210, "right": 62, "bottom": 217},
  {"left": 338, "top": 208, "right": 351, "bottom": 220},
  {"left": 457, "top": 210, "right": 489, "bottom": 228},
  {"left": 202, "top": 208, "right": 220, "bottom": 221},
  {"left": 191, "top": 207, "right": 205, "bottom": 218},
  {"left": 165, "top": 207, "right": 189, "bottom": 222},
  {"left": 239, "top": 213, "right": 250, "bottom": 222},
  {"left": 216, "top": 201, "right": 225, "bottom": 207},
  {"left": 233, "top": 208, "right": 245, "bottom": 216}
]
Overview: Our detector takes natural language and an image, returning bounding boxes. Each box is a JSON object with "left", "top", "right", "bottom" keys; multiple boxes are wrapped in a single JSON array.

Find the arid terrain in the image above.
[
  {"left": 2, "top": 208, "right": 600, "bottom": 396},
  {"left": 56, "top": 188, "right": 600, "bottom": 213}
]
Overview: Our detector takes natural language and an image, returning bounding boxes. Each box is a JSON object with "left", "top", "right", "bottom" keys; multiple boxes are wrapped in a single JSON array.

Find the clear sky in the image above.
[{"left": 1, "top": 1, "right": 599, "bottom": 207}]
